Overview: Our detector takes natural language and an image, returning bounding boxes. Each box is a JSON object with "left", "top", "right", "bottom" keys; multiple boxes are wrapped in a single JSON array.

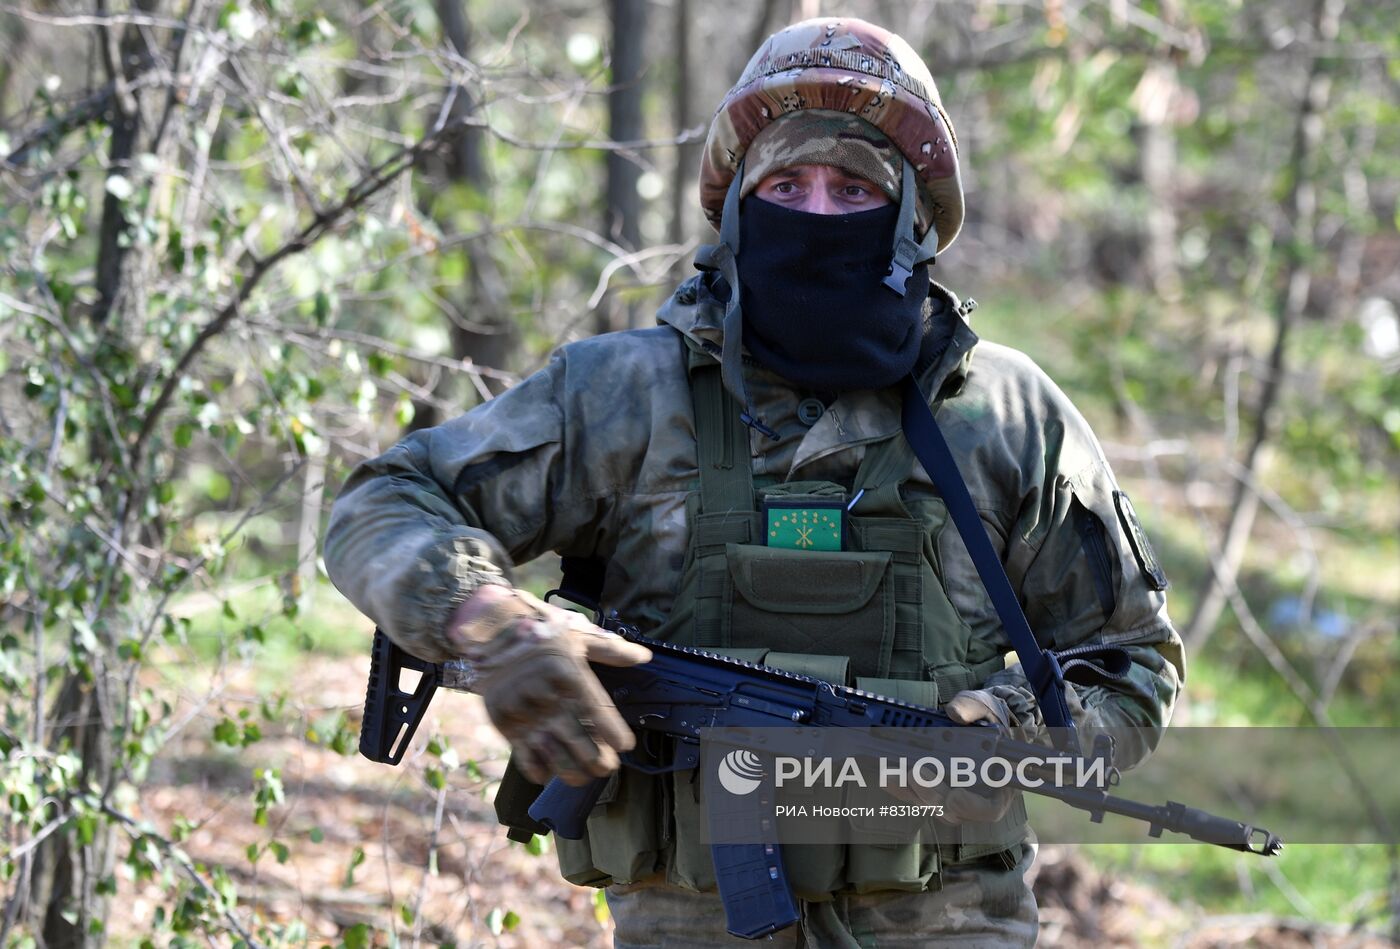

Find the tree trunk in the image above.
[
  {"left": 28, "top": 677, "right": 116, "bottom": 949},
  {"left": 1135, "top": 62, "right": 1182, "bottom": 300},
  {"left": 24, "top": 3, "right": 163, "bottom": 942},
  {"left": 408, "top": 0, "right": 516, "bottom": 432},
  {"left": 668, "top": 0, "right": 696, "bottom": 282},
  {"left": 601, "top": 0, "right": 648, "bottom": 334},
  {"left": 92, "top": 0, "right": 160, "bottom": 331},
  {"left": 1183, "top": 0, "right": 1345, "bottom": 650},
  {"left": 0, "top": 14, "right": 27, "bottom": 120}
]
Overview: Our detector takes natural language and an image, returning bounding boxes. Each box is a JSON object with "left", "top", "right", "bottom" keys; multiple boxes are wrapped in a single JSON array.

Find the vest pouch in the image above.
[
  {"left": 667, "top": 754, "right": 847, "bottom": 899},
  {"left": 556, "top": 767, "right": 663, "bottom": 887},
  {"left": 853, "top": 677, "right": 939, "bottom": 708},
  {"left": 724, "top": 544, "right": 895, "bottom": 677},
  {"left": 950, "top": 793, "right": 1030, "bottom": 864},
  {"left": 845, "top": 840, "right": 937, "bottom": 895},
  {"left": 835, "top": 731, "right": 939, "bottom": 895},
  {"left": 666, "top": 766, "right": 714, "bottom": 891},
  {"left": 774, "top": 771, "right": 847, "bottom": 900}
]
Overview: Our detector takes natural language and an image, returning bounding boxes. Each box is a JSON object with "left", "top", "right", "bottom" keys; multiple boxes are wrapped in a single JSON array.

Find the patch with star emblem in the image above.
[{"left": 763, "top": 497, "right": 846, "bottom": 551}]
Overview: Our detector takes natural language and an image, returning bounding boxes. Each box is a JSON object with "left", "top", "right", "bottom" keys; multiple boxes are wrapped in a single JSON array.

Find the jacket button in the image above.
[{"left": 797, "top": 398, "right": 825, "bottom": 426}]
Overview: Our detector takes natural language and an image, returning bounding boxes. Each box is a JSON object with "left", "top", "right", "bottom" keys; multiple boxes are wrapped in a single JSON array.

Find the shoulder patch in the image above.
[{"left": 1113, "top": 490, "right": 1169, "bottom": 591}]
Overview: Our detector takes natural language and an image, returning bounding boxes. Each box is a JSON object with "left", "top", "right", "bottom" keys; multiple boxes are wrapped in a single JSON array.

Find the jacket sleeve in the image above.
[
  {"left": 322, "top": 349, "right": 615, "bottom": 662},
  {"left": 993, "top": 451, "right": 1185, "bottom": 771},
  {"left": 941, "top": 350, "right": 1185, "bottom": 771}
]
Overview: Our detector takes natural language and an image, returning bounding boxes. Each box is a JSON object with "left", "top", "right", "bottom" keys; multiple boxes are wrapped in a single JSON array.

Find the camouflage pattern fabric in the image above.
[
  {"left": 740, "top": 110, "right": 902, "bottom": 204},
  {"left": 323, "top": 276, "right": 1185, "bottom": 773},
  {"left": 322, "top": 275, "right": 1185, "bottom": 937},
  {"left": 699, "top": 17, "right": 963, "bottom": 252},
  {"left": 605, "top": 843, "right": 1039, "bottom": 948}
]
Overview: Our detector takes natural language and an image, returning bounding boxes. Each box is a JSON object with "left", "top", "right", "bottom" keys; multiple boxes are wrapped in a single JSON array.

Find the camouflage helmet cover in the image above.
[{"left": 699, "top": 17, "right": 963, "bottom": 253}]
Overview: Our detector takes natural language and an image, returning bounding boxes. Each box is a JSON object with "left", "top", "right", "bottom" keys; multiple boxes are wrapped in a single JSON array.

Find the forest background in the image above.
[{"left": 1, "top": 0, "right": 1397, "bottom": 946}]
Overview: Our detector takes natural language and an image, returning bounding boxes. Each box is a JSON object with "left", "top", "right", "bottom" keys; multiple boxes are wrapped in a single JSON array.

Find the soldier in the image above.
[{"left": 325, "top": 16, "right": 1184, "bottom": 947}]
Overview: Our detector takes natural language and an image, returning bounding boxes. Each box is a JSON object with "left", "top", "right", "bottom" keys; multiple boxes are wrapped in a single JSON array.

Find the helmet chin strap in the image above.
[
  {"left": 692, "top": 160, "right": 779, "bottom": 440},
  {"left": 883, "top": 158, "right": 940, "bottom": 295}
]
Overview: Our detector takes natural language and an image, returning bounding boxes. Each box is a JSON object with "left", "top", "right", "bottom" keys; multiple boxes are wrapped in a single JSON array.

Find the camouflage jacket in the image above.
[{"left": 323, "top": 278, "right": 1184, "bottom": 766}]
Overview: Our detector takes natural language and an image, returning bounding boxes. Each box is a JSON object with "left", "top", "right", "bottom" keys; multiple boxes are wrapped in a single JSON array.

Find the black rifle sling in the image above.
[{"left": 900, "top": 375, "right": 1081, "bottom": 752}]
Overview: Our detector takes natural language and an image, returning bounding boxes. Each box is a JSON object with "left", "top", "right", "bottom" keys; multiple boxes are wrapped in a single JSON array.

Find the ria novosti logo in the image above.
[{"left": 717, "top": 749, "right": 765, "bottom": 795}]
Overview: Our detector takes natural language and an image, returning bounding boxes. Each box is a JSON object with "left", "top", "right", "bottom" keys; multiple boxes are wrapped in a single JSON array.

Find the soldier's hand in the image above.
[
  {"left": 886, "top": 690, "right": 1018, "bottom": 825},
  {"left": 446, "top": 584, "right": 651, "bottom": 787},
  {"left": 938, "top": 690, "right": 1019, "bottom": 823},
  {"left": 944, "top": 689, "right": 1012, "bottom": 731}
]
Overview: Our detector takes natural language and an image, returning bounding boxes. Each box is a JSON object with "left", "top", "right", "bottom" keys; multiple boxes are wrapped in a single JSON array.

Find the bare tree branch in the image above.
[{"left": 126, "top": 110, "right": 478, "bottom": 479}]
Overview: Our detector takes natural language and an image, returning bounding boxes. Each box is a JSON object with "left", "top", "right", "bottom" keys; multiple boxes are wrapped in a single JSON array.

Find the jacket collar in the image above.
[
  {"left": 657, "top": 273, "right": 979, "bottom": 403},
  {"left": 656, "top": 273, "right": 980, "bottom": 476}
]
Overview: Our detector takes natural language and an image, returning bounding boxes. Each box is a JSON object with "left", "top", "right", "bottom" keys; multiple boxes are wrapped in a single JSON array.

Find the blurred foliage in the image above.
[{"left": 0, "top": 0, "right": 1396, "bottom": 945}]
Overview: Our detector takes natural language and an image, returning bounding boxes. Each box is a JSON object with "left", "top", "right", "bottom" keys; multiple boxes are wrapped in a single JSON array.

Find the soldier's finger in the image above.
[
  {"left": 512, "top": 744, "right": 548, "bottom": 785},
  {"left": 944, "top": 692, "right": 1002, "bottom": 727},
  {"left": 548, "top": 712, "right": 621, "bottom": 779},
  {"left": 569, "top": 671, "right": 638, "bottom": 754},
  {"left": 884, "top": 783, "right": 925, "bottom": 806},
  {"left": 943, "top": 787, "right": 1012, "bottom": 825},
  {"left": 582, "top": 631, "right": 653, "bottom": 667},
  {"left": 530, "top": 730, "right": 593, "bottom": 787}
]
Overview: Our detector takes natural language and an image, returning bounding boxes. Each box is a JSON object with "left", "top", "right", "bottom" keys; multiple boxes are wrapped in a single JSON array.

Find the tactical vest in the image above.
[{"left": 550, "top": 349, "right": 1028, "bottom": 899}]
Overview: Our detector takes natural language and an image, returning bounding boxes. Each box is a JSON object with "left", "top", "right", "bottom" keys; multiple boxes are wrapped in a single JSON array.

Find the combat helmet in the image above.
[
  {"left": 699, "top": 17, "right": 962, "bottom": 255},
  {"left": 692, "top": 17, "right": 961, "bottom": 437}
]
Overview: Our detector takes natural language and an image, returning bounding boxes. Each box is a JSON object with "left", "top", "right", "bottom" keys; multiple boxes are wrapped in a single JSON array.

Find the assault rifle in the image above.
[{"left": 359, "top": 620, "right": 1282, "bottom": 940}]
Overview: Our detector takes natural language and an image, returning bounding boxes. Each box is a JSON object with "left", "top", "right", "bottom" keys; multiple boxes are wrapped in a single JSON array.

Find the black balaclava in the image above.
[{"left": 735, "top": 194, "right": 930, "bottom": 392}]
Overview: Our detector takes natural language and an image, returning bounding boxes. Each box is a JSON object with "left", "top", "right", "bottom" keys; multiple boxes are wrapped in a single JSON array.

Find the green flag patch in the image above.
[{"left": 764, "top": 500, "right": 845, "bottom": 551}]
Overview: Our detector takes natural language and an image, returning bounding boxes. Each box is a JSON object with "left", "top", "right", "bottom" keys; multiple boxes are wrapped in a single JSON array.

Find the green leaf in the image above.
[
  {"left": 425, "top": 768, "right": 445, "bottom": 791},
  {"left": 344, "top": 846, "right": 366, "bottom": 887},
  {"left": 112, "top": 384, "right": 136, "bottom": 409},
  {"left": 270, "top": 840, "right": 289, "bottom": 864},
  {"left": 71, "top": 618, "right": 99, "bottom": 654},
  {"left": 75, "top": 814, "right": 97, "bottom": 845},
  {"left": 314, "top": 290, "right": 332, "bottom": 325},
  {"left": 309, "top": 826, "right": 324, "bottom": 844},
  {"left": 341, "top": 923, "right": 370, "bottom": 949},
  {"left": 212, "top": 718, "right": 240, "bottom": 747},
  {"left": 171, "top": 817, "right": 195, "bottom": 843}
]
